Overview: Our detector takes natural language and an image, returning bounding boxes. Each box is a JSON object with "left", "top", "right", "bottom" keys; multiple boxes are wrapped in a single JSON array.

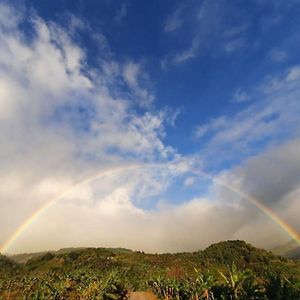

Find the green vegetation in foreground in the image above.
[{"left": 0, "top": 240, "right": 300, "bottom": 299}]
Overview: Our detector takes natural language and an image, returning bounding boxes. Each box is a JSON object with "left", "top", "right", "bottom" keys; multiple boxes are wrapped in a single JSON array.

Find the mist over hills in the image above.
[{"left": 272, "top": 240, "right": 300, "bottom": 260}]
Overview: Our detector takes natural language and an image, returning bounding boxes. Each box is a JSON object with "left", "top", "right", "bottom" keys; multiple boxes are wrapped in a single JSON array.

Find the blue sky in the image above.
[
  {"left": 23, "top": 0, "right": 300, "bottom": 168},
  {"left": 1, "top": 0, "right": 300, "bottom": 253}
]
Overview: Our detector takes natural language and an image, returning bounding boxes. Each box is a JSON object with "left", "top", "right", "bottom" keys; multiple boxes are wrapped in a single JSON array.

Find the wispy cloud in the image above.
[
  {"left": 161, "top": 1, "right": 250, "bottom": 67},
  {"left": 233, "top": 89, "right": 251, "bottom": 103},
  {"left": 162, "top": 0, "right": 300, "bottom": 68},
  {"left": 224, "top": 38, "right": 245, "bottom": 54},
  {"left": 123, "top": 62, "right": 155, "bottom": 107},
  {"left": 193, "top": 65, "right": 300, "bottom": 168},
  {"left": 0, "top": 3, "right": 177, "bottom": 252},
  {"left": 114, "top": 3, "right": 128, "bottom": 24},
  {"left": 173, "top": 36, "right": 200, "bottom": 64},
  {"left": 194, "top": 117, "right": 227, "bottom": 139},
  {"left": 223, "top": 24, "right": 248, "bottom": 38},
  {"left": 164, "top": 5, "right": 183, "bottom": 32},
  {"left": 1, "top": 2, "right": 300, "bottom": 254},
  {"left": 268, "top": 49, "right": 287, "bottom": 62}
]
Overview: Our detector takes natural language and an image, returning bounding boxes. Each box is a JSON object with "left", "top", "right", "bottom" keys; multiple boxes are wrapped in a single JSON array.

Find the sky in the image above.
[{"left": 0, "top": 0, "right": 300, "bottom": 254}]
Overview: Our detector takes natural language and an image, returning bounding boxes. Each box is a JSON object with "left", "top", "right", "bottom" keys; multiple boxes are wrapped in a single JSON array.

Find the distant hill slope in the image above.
[
  {"left": 9, "top": 246, "right": 132, "bottom": 264},
  {"left": 0, "top": 254, "right": 19, "bottom": 274},
  {"left": 4, "top": 240, "right": 299, "bottom": 278},
  {"left": 9, "top": 251, "right": 50, "bottom": 264},
  {"left": 9, "top": 247, "right": 87, "bottom": 264},
  {"left": 1, "top": 240, "right": 300, "bottom": 299},
  {"left": 272, "top": 240, "right": 300, "bottom": 259}
]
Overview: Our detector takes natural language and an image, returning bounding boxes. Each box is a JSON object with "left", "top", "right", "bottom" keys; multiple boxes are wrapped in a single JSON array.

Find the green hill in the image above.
[
  {"left": 1, "top": 240, "right": 300, "bottom": 299},
  {"left": 0, "top": 254, "right": 19, "bottom": 274}
]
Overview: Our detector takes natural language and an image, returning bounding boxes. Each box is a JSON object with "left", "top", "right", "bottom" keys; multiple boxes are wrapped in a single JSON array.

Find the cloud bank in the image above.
[{"left": 0, "top": 3, "right": 300, "bottom": 254}]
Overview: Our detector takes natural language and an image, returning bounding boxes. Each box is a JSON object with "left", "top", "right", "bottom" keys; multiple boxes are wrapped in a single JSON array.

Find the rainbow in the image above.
[{"left": 1, "top": 163, "right": 300, "bottom": 254}]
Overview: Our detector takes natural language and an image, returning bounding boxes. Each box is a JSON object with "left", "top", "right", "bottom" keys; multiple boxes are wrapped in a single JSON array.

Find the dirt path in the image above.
[{"left": 128, "top": 290, "right": 158, "bottom": 300}]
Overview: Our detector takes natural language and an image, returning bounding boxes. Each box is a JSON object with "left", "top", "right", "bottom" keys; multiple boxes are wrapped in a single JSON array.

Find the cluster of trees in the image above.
[
  {"left": 1, "top": 269, "right": 126, "bottom": 299},
  {"left": 0, "top": 240, "right": 299, "bottom": 299},
  {"left": 1, "top": 266, "right": 299, "bottom": 299},
  {"left": 149, "top": 264, "right": 300, "bottom": 300}
]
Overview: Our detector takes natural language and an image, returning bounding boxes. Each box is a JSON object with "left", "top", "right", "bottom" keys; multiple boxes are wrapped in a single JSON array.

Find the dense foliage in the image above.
[{"left": 0, "top": 240, "right": 299, "bottom": 299}]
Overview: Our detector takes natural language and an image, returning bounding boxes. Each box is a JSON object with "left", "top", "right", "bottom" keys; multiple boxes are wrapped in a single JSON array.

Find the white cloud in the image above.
[
  {"left": 114, "top": 3, "right": 128, "bottom": 24},
  {"left": 1, "top": 3, "right": 299, "bottom": 255},
  {"left": 2, "top": 116, "right": 299, "bottom": 254},
  {"left": 224, "top": 38, "right": 245, "bottom": 54},
  {"left": 123, "top": 62, "right": 154, "bottom": 107},
  {"left": 233, "top": 89, "right": 251, "bottom": 103},
  {"left": 164, "top": 6, "right": 183, "bottom": 32},
  {"left": 286, "top": 65, "right": 300, "bottom": 81},
  {"left": 0, "top": 2, "right": 21, "bottom": 30},
  {"left": 173, "top": 36, "right": 200, "bottom": 64},
  {"left": 194, "top": 117, "right": 227, "bottom": 139},
  {"left": 11, "top": 154, "right": 297, "bottom": 253},
  {"left": 123, "top": 62, "right": 140, "bottom": 86},
  {"left": 5, "top": 187, "right": 253, "bottom": 253},
  {"left": 162, "top": 36, "right": 200, "bottom": 68},
  {"left": 223, "top": 24, "right": 248, "bottom": 38},
  {"left": 162, "top": 1, "right": 251, "bottom": 67},
  {"left": 183, "top": 177, "right": 195, "bottom": 187},
  {"left": 193, "top": 65, "right": 300, "bottom": 166},
  {"left": 0, "top": 3, "right": 175, "bottom": 253},
  {"left": 268, "top": 49, "right": 287, "bottom": 62}
]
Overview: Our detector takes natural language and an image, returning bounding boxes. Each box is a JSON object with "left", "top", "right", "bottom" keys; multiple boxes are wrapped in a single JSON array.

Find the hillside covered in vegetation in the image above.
[{"left": 1, "top": 240, "right": 300, "bottom": 299}]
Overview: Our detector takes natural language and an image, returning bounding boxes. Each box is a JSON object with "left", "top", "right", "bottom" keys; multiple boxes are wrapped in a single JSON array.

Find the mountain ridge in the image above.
[
  {"left": 5, "top": 239, "right": 298, "bottom": 264},
  {"left": 1, "top": 240, "right": 300, "bottom": 299}
]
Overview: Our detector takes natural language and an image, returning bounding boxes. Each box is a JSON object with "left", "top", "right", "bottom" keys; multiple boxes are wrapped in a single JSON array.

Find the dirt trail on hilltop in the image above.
[{"left": 128, "top": 291, "right": 158, "bottom": 300}]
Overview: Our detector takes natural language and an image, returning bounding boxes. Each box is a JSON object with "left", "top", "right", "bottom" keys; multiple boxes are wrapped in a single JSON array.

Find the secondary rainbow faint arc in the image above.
[{"left": 1, "top": 163, "right": 300, "bottom": 253}]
